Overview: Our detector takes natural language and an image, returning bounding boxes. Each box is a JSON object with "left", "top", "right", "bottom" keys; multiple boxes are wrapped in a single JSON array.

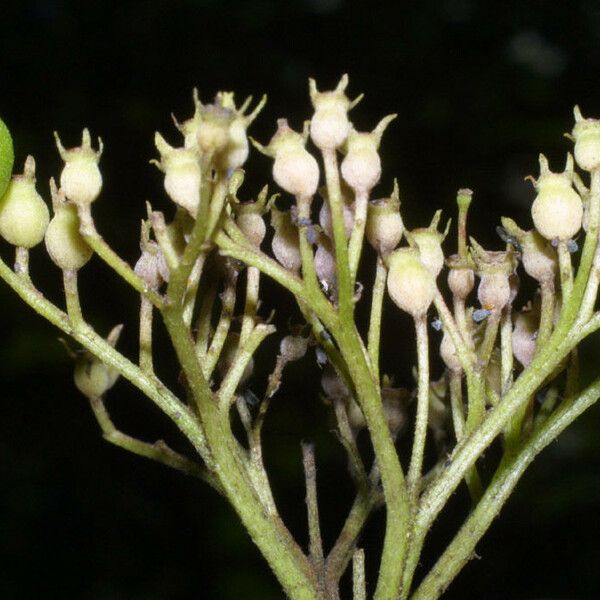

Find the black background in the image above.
[{"left": 2, "top": 1, "right": 600, "bottom": 598}]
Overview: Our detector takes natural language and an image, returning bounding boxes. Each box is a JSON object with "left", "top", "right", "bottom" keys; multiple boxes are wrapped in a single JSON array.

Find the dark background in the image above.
[{"left": 2, "top": 1, "right": 600, "bottom": 598}]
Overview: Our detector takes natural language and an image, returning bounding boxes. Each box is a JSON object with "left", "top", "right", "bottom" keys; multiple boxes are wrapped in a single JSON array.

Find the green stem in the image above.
[
  {"left": 500, "top": 309, "right": 513, "bottom": 394},
  {"left": 348, "top": 190, "right": 369, "bottom": 282},
  {"left": 88, "top": 394, "right": 219, "bottom": 491},
  {"left": 367, "top": 255, "right": 387, "bottom": 383},
  {"left": 218, "top": 324, "right": 275, "bottom": 407},
  {"left": 139, "top": 295, "right": 154, "bottom": 373},
  {"left": 296, "top": 194, "right": 322, "bottom": 297},
  {"left": 322, "top": 148, "right": 354, "bottom": 322},
  {"left": 335, "top": 325, "right": 410, "bottom": 600},
  {"left": 240, "top": 266, "right": 260, "bottom": 346},
  {"left": 325, "top": 469, "right": 381, "bottom": 588},
  {"left": 557, "top": 240, "right": 573, "bottom": 303},
  {"left": 536, "top": 279, "right": 555, "bottom": 351},
  {"left": 401, "top": 321, "right": 582, "bottom": 594},
  {"left": 353, "top": 548, "right": 367, "bottom": 600},
  {"left": 302, "top": 443, "right": 325, "bottom": 577},
  {"left": 77, "top": 205, "right": 164, "bottom": 308},
  {"left": 0, "top": 255, "right": 213, "bottom": 469},
  {"left": 407, "top": 316, "right": 430, "bottom": 495},
  {"left": 410, "top": 375, "right": 600, "bottom": 600},
  {"left": 63, "top": 269, "right": 84, "bottom": 328},
  {"left": 449, "top": 372, "right": 465, "bottom": 441},
  {"left": 162, "top": 307, "right": 321, "bottom": 600}
]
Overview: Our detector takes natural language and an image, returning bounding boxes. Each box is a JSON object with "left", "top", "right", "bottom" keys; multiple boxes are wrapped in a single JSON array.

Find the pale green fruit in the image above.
[
  {"left": 386, "top": 248, "right": 435, "bottom": 318},
  {"left": 0, "top": 158, "right": 49, "bottom": 248},
  {"left": 45, "top": 203, "right": 92, "bottom": 270},
  {"left": 74, "top": 357, "right": 119, "bottom": 399}
]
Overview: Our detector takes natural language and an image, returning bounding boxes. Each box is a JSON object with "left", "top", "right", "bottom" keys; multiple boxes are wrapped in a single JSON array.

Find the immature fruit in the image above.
[
  {"left": 45, "top": 201, "right": 92, "bottom": 270},
  {"left": 74, "top": 325, "right": 122, "bottom": 399},
  {"left": 254, "top": 119, "right": 319, "bottom": 198},
  {"left": 153, "top": 133, "right": 201, "bottom": 217},
  {"left": 309, "top": 74, "right": 355, "bottom": 150},
  {"left": 440, "top": 330, "right": 462, "bottom": 374},
  {"left": 55, "top": 129, "right": 103, "bottom": 206},
  {"left": 271, "top": 208, "right": 301, "bottom": 272},
  {"left": 279, "top": 335, "right": 309, "bottom": 362},
  {"left": 386, "top": 248, "right": 435, "bottom": 318},
  {"left": 366, "top": 182, "right": 403, "bottom": 255},
  {"left": 471, "top": 239, "right": 517, "bottom": 313},
  {"left": 0, "top": 156, "right": 49, "bottom": 248},
  {"left": 446, "top": 255, "right": 475, "bottom": 300},
  {"left": 500, "top": 217, "right": 557, "bottom": 284},
  {"left": 571, "top": 105, "right": 600, "bottom": 172},
  {"left": 512, "top": 308, "right": 538, "bottom": 367},
  {"left": 530, "top": 154, "right": 582, "bottom": 241}
]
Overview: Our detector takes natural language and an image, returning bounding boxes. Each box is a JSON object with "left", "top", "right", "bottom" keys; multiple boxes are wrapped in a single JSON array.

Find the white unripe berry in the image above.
[
  {"left": 571, "top": 105, "right": 600, "bottom": 172},
  {"left": 530, "top": 154, "right": 583, "bottom": 241},
  {"left": 341, "top": 115, "right": 396, "bottom": 194},
  {"left": 386, "top": 248, "right": 435, "bottom": 318},
  {"left": 512, "top": 308, "right": 538, "bottom": 368},
  {"left": 406, "top": 210, "right": 448, "bottom": 278},
  {"left": 279, "top": 335, "right": 309, "bottom": 362},
  {"left": 500, "top": 217, "right": 557, "bottom": 284},
  {"left": 315, "top": 237, "right": 337, "bottom": 292},
  {"left": 319, "top": 195, "right": 354, "bottom": 239},
  {"left": 233, "top": 184, "right": 271, "bottom": 248},
  {"left": 271, "top": 208, "right": 301, "bottom": 272},
  {"left": 74, "top": 325, "right": 122, "bottom": 399},
  {"left": 471, "top": 239, "right": 517, "bottom": 313},
  {"left": 309, "top": 75, "right": 358, "bottom": 150},
  {"left": 253, "top": 119, "right": 319, "bottom": 198},
  {"left": 446, "top": 255, "right": 475, "bottom": 300},
  {"left": 0, "top": 156, "right": 49, "bottom": 248},
  {"left": 174, "top": 89, "right": 266, "bottom": 172},
  {"left": 366, "top": 181, "right": 403, "bottom": 255},
  {"left": 153, "top": 133, "right": 201, "bottom": 217},
  {"left": 440, "top": 330, "right": 462, "bottom": 374},
  {"left": 54, "top": 129, "right": 103, "bottom": 206},
  {"left": 238, "top": 211, "right": 266, "bottom": 248}
]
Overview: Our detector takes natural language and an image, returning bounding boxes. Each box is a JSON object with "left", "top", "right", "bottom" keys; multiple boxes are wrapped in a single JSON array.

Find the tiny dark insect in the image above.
[
  {"left": 473, "top": 307, "right": 492, "bottom": 322},
  {"left": 319, "top": 329, "right": 332, "bottom": 342},
  {"left": 244, "top": 389, "right": 261, "bottom": 407},
  {"left": 306, "top": 225, "right": 318, "bottom": 245},
  {"left": 496, "top": 225, "right": 522, "bottom": 252},
  {"left": 315, "top": 347, "right": 328, "bottom": 367}
]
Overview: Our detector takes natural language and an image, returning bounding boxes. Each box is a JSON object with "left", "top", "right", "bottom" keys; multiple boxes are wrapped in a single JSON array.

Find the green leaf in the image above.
[{"left": 0, "top": 116, "right": 14, "bottom": 198}]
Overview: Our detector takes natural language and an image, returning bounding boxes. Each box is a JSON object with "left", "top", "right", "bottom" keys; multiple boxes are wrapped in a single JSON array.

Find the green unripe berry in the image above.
[
  {"left": 74, "top": 357, "right": 120, "bottom": 399},
  {"left": 0, "top": 116, "right": 14, "bottom": 199},
  {"left": 73, "top": 325, "right": 122, "bottom": 399},
  {"left": 0, "top": 156, "right": 49, "bottom": 248},
  {"left": 45, "top": 183, "right": 92, "bottom": 270},
  {"left": 386, "top": 248, "right": 435, "bottom": 318}
]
